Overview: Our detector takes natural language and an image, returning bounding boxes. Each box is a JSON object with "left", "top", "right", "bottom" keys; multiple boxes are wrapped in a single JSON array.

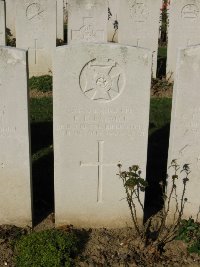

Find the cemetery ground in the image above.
[{"left": 0, "top": 75, "right": 200, "bottom": 266}]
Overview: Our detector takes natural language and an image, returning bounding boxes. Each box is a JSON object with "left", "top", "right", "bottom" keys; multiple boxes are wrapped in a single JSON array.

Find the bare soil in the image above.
[{"left": 1, "top": 215, "right": 200, "bottom": 267}]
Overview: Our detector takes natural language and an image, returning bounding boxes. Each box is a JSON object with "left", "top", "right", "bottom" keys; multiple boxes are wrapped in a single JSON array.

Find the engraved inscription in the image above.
[
  {"left": 71, "top": 17, "right": 104, "bottom": 42},
  {"left": 28, "top": 39, "right": 43, "bottom": 64},
  {"left": 128, "top": 0, "right": 149, "bottom": 22},
  {"left": 79, "top": 58, "right": 125, "bottom": 103},
  {"left": 26, "top": 3, "right": 45, "bottom": 22},
  {"left": 80, "top": 141, "right": 117, "bottom": 203},
  {"left": 181, "top": 4, "right": 199, "bottom": 19}
]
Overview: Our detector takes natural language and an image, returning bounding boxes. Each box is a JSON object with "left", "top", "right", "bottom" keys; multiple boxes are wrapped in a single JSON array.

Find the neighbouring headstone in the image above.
[
  {"left": 5, "top": 0, "right": 16, "bottom": 37},
  {"left": 0, "top": 1, "right": 6, "bottom": 45},
  {"left": 168, "top": 45, "right": 200, "bottom": 221},
  {"left": 67, "top": 0, "right": 107, "bottom": 44},
  {"left": 108, "top": 0, "right": 119, "bottom": 43},
  {"left": 53, "top": 43, "right": 152, "bottom": 227},
  {"left": 57, "top": 0, "right": 64, "bottom": 40},
  {"left": 167, "top": 0, "right": 200, "bottom": 80},
  {"left": 0, "top": 46, "right": 32, "bottom": 226},
  {"left": 118, "top": 0, "right": 161, "bottom": 78},
  {"left": 16, "top": 0, "right": 56, "bottom": 77}
]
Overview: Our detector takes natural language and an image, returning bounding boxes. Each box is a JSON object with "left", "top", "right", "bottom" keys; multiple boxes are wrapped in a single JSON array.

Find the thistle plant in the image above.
[{"left": 117, "top": 160, "right": 190, "bottom": 253}]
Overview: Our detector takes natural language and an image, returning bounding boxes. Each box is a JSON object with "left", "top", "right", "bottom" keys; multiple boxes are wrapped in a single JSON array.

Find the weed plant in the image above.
[
  {"left": 117, "top": 160, "right": 190, "bottom": 254},
  {"left": 177, "top": 217, "right": 200, "bottom": 255},
  {"left": 14, "top": 229, "right": 78, "bottom": 267}
]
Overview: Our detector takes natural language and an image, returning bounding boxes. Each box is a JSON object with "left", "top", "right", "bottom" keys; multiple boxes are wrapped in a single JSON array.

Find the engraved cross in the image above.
[
  {"left": 80, "top": 141, "right": 117, "bottom": 203},
  {"left": 71, "top": 17, "right": 104, "bottom": 42},
  {"left": 28, "top": 39, "right": 43, "bottom": 64}
]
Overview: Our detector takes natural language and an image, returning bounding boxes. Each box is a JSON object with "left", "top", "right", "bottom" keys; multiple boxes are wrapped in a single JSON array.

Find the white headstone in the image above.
[
  {"left": 108, "top": 0, "right": 119, "bottom": 43},
  {"left": 167, "top": 0, "right": 200, "bottom": 80},
  {"left": 68, "top": 0, "right": 107, "bottom": 44},
  {"left": 118, "top": 0, "right": 162, "bottom": 78},
  {"left": 5, "top": 0, "right": 16, "bottom": 37},
  {"left": 16, "top": 0, "right": 56, "bottom": 77},
  {"left": 57, "top": 0, "right": 64, "bottom": 40},
  {"left": 0, "top": 1, "right": 6, "bottom": 46},
  {"left": 0, "top": 46, "right": 32, "bottom": 226},
  {"left": 168, "top": 45, "right": 200, "bottom": 221},
  {"left": 53, "top": 43, "right": 152, "bottom": 227}
]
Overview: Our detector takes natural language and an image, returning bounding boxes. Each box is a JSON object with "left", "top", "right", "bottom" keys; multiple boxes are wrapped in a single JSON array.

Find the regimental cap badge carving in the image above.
[
  {"left": 181, "top": 4, "right": 199, "bottom": 19},
  {"left": 79, "top": 58, "right": 125, "bottom": 103}
]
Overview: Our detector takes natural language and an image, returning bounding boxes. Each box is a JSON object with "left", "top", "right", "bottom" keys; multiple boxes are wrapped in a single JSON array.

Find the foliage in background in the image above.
[
  {"left": 118, "top": 160, "right": 190, "bottom": 255},
  {"left": 14, "top": 229, "right": 78, "bottom": 267},
  {"left": 29, "top": 75, "right": 52, "bottom": 92},
  {"left": 6, "top": 28, "right": 16, "bottom": 47},
  {"left": 30, "top": 98, "right": 53, "bottom": 122}
]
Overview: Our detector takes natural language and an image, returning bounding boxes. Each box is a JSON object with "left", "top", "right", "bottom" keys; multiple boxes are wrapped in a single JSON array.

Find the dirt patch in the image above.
[
  {"left": 1, "top": 221, "right": 200, "bottom": 267},
  {"left": 29, "top": 89, "right": 52, "bottom": 98}
]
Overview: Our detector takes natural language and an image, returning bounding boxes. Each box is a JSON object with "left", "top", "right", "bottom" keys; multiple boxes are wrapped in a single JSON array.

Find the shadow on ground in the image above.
[
  {"left": 31, "top": 122, "right": 53, "bottom": 154},
  {"left": 31, "top": 122, "right": 54, "bottom": 226},
  {"left": 144, "top": 124, "right": 170, "bottom": 222}
]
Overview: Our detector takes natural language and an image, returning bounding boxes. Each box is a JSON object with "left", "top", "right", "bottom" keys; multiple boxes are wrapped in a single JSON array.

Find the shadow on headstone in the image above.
[
  {"left": 31, "top": 122, "right": 54, "bottom": 226},
  {"left": 144, "top": 123, "right": 170, "bottom": 222}
]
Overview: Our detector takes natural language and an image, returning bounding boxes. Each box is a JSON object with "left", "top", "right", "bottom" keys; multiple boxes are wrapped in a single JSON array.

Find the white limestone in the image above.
[
  {"left": 53, "top": 43, "right": 152, "bottom": 227},
  {"left": 5, "top": 0, "right": 16, "bottom": 37},
  {"left": 16, "top": 0, "right": 56, "bottom": 77},
  {"left": 168, "top": 45, "right": 200, "bottom": 221},
  {"left": 0, "top": 46, "right": 32, "bottom": 226},
  {"left": 108, "top": 0, "right": 119, "bottom": 43},
  {"left": 57, "top": 0, "right": 64, "bottom": 40},
  {"left": 167, "top": 0, "right": 200, "bottom": 80},
  {"left": 118, "top": 0, "right": 162, "bottom": 78},
  {"left": 68, "top": 0, "right": 107, "bottom": 44},
  {"left": 0, "top": 1, "right": 6, "bottom": 45}
]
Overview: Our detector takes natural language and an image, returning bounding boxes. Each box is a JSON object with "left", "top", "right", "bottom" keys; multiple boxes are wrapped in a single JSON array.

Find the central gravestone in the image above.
[
  {"left": 67, "top": 0, "right": 107, "bottom": 44},
  {"left": 53, "top": 43, "right": 152, "bottom": 227},
  {"left": 16, "top": 0, "right": 56, "bottom": 77},
  {"left": 0, "top": 1, "right": 5, "bottom": 46}
]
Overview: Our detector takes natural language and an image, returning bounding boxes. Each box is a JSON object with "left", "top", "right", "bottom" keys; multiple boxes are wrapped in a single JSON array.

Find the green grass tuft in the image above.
[
  {"left": 29, "top": 75, "right": 52, "bottom": 92},
  {"left": 14, "top": 229, "right": 78, "bottom": 267}
]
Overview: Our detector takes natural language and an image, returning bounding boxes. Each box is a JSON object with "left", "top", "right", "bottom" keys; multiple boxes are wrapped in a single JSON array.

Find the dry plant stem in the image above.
[{"left": 120, "top": 172, "right": 142, "bottom": 236}]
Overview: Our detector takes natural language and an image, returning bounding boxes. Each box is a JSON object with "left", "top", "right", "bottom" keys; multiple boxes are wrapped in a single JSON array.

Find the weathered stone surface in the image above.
[
  {"left": 118, "top": 0, "right": 161, "bottom": 78},
  {"left": 0, "top": 47, "right": 32, "bottom": 226},
  {"left": 53, "top": 43, "right": 152, "bottom": 227},
  {"left": 5, "top": 0, "right": 16, "bottom": 37},
  {"left": 16, "top": 0, "right": 56, "bottom": 77},
  {"left": 108, "top": 0, "right": 119, "bottom": 43},
  {"left": 0, "top": 1, "right": 6, "bottom": 45},
  {"left": 68, "top": 0, "right": 107, "bottom": 44},
  {"left": 57, "top": 0, "right": 64, "bottom": 40},
  {"left": 167, "top": 0, "right": 200, "bottom": 80},
  {"left": 168, "top": 45, "right": 200, "bottom": 221}
]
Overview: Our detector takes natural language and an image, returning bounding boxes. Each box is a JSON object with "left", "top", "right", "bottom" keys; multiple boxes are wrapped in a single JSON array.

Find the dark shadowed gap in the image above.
[{"left": 31, "top": 122, "right": 54, "bottom": 226}]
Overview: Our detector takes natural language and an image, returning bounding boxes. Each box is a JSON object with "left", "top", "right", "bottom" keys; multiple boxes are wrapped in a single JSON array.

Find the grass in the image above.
[
  {"left": 158, "top": 47, "right": 167, "bottom": 58},
  {"left": 29, "top": 75, "right": 52, "bottom": 92}
]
